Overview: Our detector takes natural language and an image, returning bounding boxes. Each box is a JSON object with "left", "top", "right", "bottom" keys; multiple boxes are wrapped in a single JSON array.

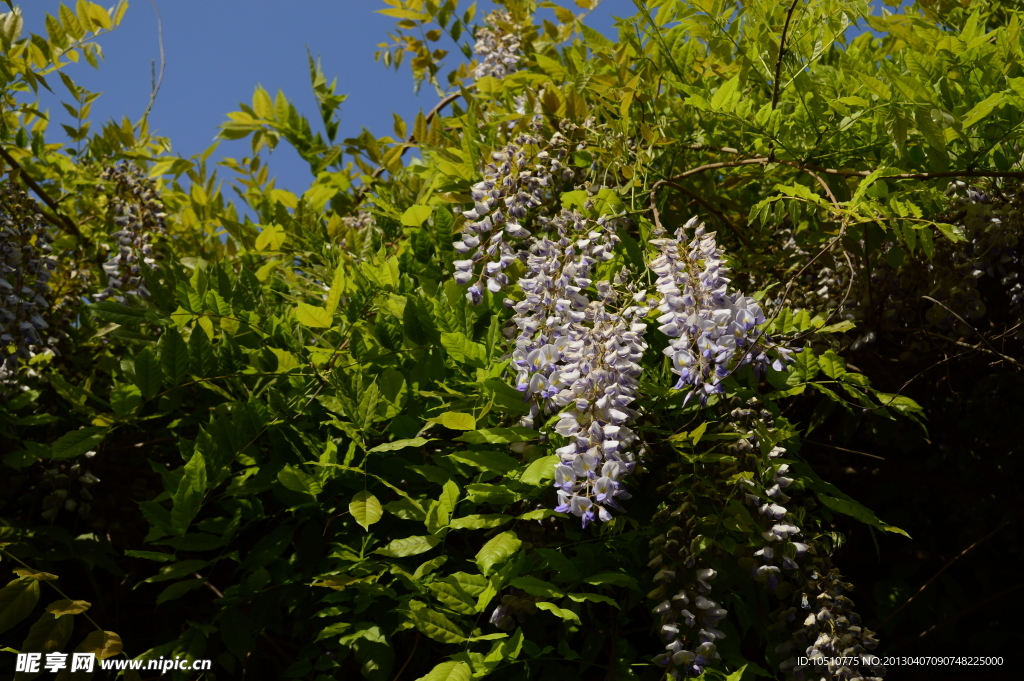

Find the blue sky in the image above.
[
  {"left": 24, "top": 1, "right": 626, "bottom": 197},
  {"left": 23, "top": 1, "right": 893, "bottom": 201}
]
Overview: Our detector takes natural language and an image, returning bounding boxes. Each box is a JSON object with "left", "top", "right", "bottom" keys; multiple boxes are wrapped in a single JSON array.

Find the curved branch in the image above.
[
  {"left": 877, "top": 520, "right": 1014, "bottom": 632},
  {"left": 369, "top": 92, "right": 461, "bottom": 181},
  {"left": 771, "top": 0, "right": 801, "bottom": 112},
  {"left": 656, "top": 177, "right": 753, "bottom": 250},
  {"left": 921, "top": 296, "right": 1022, "bottom": 369},
  {"left": 140, "top": 0, "right": 166, "bottom": 121},
  {"left": 0, "top": 144, "right": 89, "bottom": 245},
  {"left": 768, "top": 0, "right": 802, "bottom": 162}
]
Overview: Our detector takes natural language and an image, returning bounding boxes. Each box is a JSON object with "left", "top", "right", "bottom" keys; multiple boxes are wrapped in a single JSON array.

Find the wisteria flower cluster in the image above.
[
  {"left": 487, "top": 590, "right": 539, "bottom": 631},
  {"left": 650, "top": 565, "right": 729, "bottom": 679},
  {"left": 96, "top": 163, "right": 167, "bottom": 302},
  {"left": 0, "top": 182, "right": 56, "bottom": 386},
  {"left": 944, "top": 180, "right": 1024, "bottom": 318},
  {"left": 651, "top": 219, "right": 796, "bottom": 404},
  {"left": 453, "top": 132, "right": 575, "bottom": 304},
  {"left": 743, "top": 446, "right": 883, "bottom": 681},
  {"left": 472, "top": 10, "right": 522, "bottom": 81},
  {"left": 505, "top": 210, "right": 648, "bottom": 525},
  {"left": 39, "top": 449, "right": 100, "bottom": 521}
]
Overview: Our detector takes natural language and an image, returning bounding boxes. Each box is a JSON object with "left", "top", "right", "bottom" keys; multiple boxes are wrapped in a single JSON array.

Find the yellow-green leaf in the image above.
[
  {"left": 0, "top": 578, "right": 40, "bottom": 635},
  {"left": 324, "top": 264, "right": 346, "bottom": 316},
  {"left": 401, "top": 204, "right": 433, "bottom": 227},
  {"left": 349, "top": 491, "right": 383, "bottom": 531},
  {"left": 46, "top": 600, "right": 91, "bottom": 617},
  {"left": 436, "top": 412, "right": 475, "bottom": 430},
  {"left": 254, "top": 224, "right": 286, "bottom": 251},
  {"left": 414, "top": 661, "right": 472, "bottom": 681},
  {"left": 295, "top": 302, "right": 332, "bottom": 328},
  {"left": 475, "top": 531, "right": 521, "bottom": 576}
]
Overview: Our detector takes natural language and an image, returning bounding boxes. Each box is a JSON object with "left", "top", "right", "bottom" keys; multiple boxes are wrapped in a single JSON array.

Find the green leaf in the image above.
[
  {"left": 17, "top": 610, "right": 74, "bottom": 658},
  {"left": 408, "top": 601, "right": 465, "bottom": 643},
  {"left": 369, "top": 438, "right": 433, "bottom": 453},
  {"left": 0, "top": 579, "right": 41, "bottom": 635},
  {"left": 428, "top": 581, "right": 476, "bottom": 615},
  {"left": 254, "top": 223, "right": 287, "bottom": 250},
  {"left": 961, "top": 93, "right": 1005, "bottom": 129},
  {"left": 325, "top": 264, "right": 347, "bottom": 316},
  {"left": 171, "top": 448, "right": 207, "bottom": 535},
  {"left": 817, "top": 350, "right": 847, "bottom": 379},
  {"left": 535, "top": 601, "right": 581, "bottom": 624},
  {"left": 64, "top": 629, "right": 123, "bottom": 666},
  {"left": 794, "top": 462, "right": 910, "bottom": 537},
  {"left": 277, "top": 465, "right": 323, "bottom": 498},
  {"left": 159, "top": 328, "right": 189, "bottom": 385},
  {"left": 401, "top": 205, "right": 434, "bottom": 227},
  {"left": 585, "top": 572, "right": 640, "bottom": 591},
  {"left": 817, "top": 320, "right": 856, "bottom": 334},
  {"left": 439, "top": 480, "right": 459, "bottom": 516},
  {"left": 188, "top": 327, "right": 217, "bottom": 377},
  {"left": 296, "top": 302, "right": 332, "bottom": 328},
  {"left": 374, "top": 535, "right": 441, "bottom": 558},
  {"left": 710, "top": 74, "right": 740, "bottom": 112},
  {"left": 510, "top": 576, "right": 562, "bottom": 598},
  {"left": 355, "top": 381, "right": 380, "bottom": 431},
  {"left": 349, "top": 491, "right": 383, "bottom": 531},
  {"left": 414, "top": 661, "right": 472, "bottom": 681},
  {"left": 691, "top": 421, "right": 708, "bottom": 445},
  {"left": 455, "top": 427, "right": 538, "bottom": 445},
  {"left": 143, "top": 560, "right": 212, "bottom": 584},
  {"left": 89, "top": 300, "right": 147, "bottom": 325},
  {"left": 155, "top": 578, "right": 206, "bottom": 605},
  {"left": 133, "top": 347, "right": 163, "bottom": 400},
  {"left": 440, "top": 332, "right": 487, "bottom": 367},
  {"left": 49, "top": 427, "right": 106, "bottom": 460},
  {"left": 449, "top": 514, "right": 512, "bottom": 530},
  {"left": 124, "top": 550, "right": 176, "bottom": 562},
  {"left": 110, "top": 383, "right": 142, "bottom": 416},
  {"left": 933, "top": 222, "right": 966, "bottom": 243},
  {"left": 817, "top": 494, "right": 910, "bottom": 538},
  {"left": 566, "top": 592, "right": 619, "bottom": 608},
  {"left": 475, "top": 531, "right": 521, "bottom": 576},
  {"left": 520, "top": 455, "right": 558, "bottom": 485},
  {"left": 45, "top": 600, "right": 91, "bottom": 616},
  {"left": 447, "top": 450, "right": 518, "bottom": 474},
  {"left": 434, "top": 411, "right": 475, "bottom": 430}
]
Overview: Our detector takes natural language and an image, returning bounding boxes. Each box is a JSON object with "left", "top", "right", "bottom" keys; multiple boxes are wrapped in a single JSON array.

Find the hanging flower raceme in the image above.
[
  {"left": 96, "top": 163, "right": 167, "bottom": 302},
  {"left": 0, "top": 182, "right": 56, "bottom": 386},
  {"left": 650, "top": 218, "right": 796, "bottom": 404},
  {"left": 472, "top": 10, "right": 522, "bottom": 81},
  {"left": 736, "top": 446, "right": 885, "bottom": 681},
  {"left": 452, "top": 132, "right": 574, "bottom": 304},
  {"left": 505, "top": 209, "right": 648, "bottom": 526}
]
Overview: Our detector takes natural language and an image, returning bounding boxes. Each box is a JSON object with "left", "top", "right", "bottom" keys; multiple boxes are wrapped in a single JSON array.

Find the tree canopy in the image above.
[{"left": 0, "top": 1, "right": 1022, "bottom": 680}]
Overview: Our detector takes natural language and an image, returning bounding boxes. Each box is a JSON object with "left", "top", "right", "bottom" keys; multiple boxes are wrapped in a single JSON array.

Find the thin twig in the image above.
[
  {"left": 195, "top": 573, "right": 225, "bottom": 599},
  {"left": 140, "top": 0, "right": 166, "bottom": 121},
  {"left": 918, "top": 581, "right": 1024, "bottom": 639},
  {"left": 803, "top": 438, "right": 885, "bottom": 461},
  {"left": 769, "top": 0, "right": 802, "bottom": 160},
  {"left": 920, "top": 296, "right": 1022, "bottom": 368},
  {"left": 361, "top": 92, "right": 461, "bottom": 186},
  {"left": 799, "top": 165, "right": 840, "bottom": 208},
  {"left": 877, "top": 520, "right": 1014, "bottom": 631},
  {"left": 658, "top": 177, "right": 752, "bottom": 249},
  {"left": 0, "top": 145, "right": 88, "bottom": 244},
  {"left": 0, "top": 548, "right": 108, "bottom": 635},
  {"left": 391, "top": 632, "right": 420, "bottom": 681}
]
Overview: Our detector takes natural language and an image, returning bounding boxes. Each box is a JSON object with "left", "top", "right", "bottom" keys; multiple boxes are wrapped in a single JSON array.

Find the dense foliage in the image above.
[{"left": 1, "top": 1, "right": 1023, "bottom": 680}]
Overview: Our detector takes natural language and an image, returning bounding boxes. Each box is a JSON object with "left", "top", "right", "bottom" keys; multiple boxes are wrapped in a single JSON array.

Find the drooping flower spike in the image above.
[{"left": 650, "top": 218, "right": 797, "bottom": 405}]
